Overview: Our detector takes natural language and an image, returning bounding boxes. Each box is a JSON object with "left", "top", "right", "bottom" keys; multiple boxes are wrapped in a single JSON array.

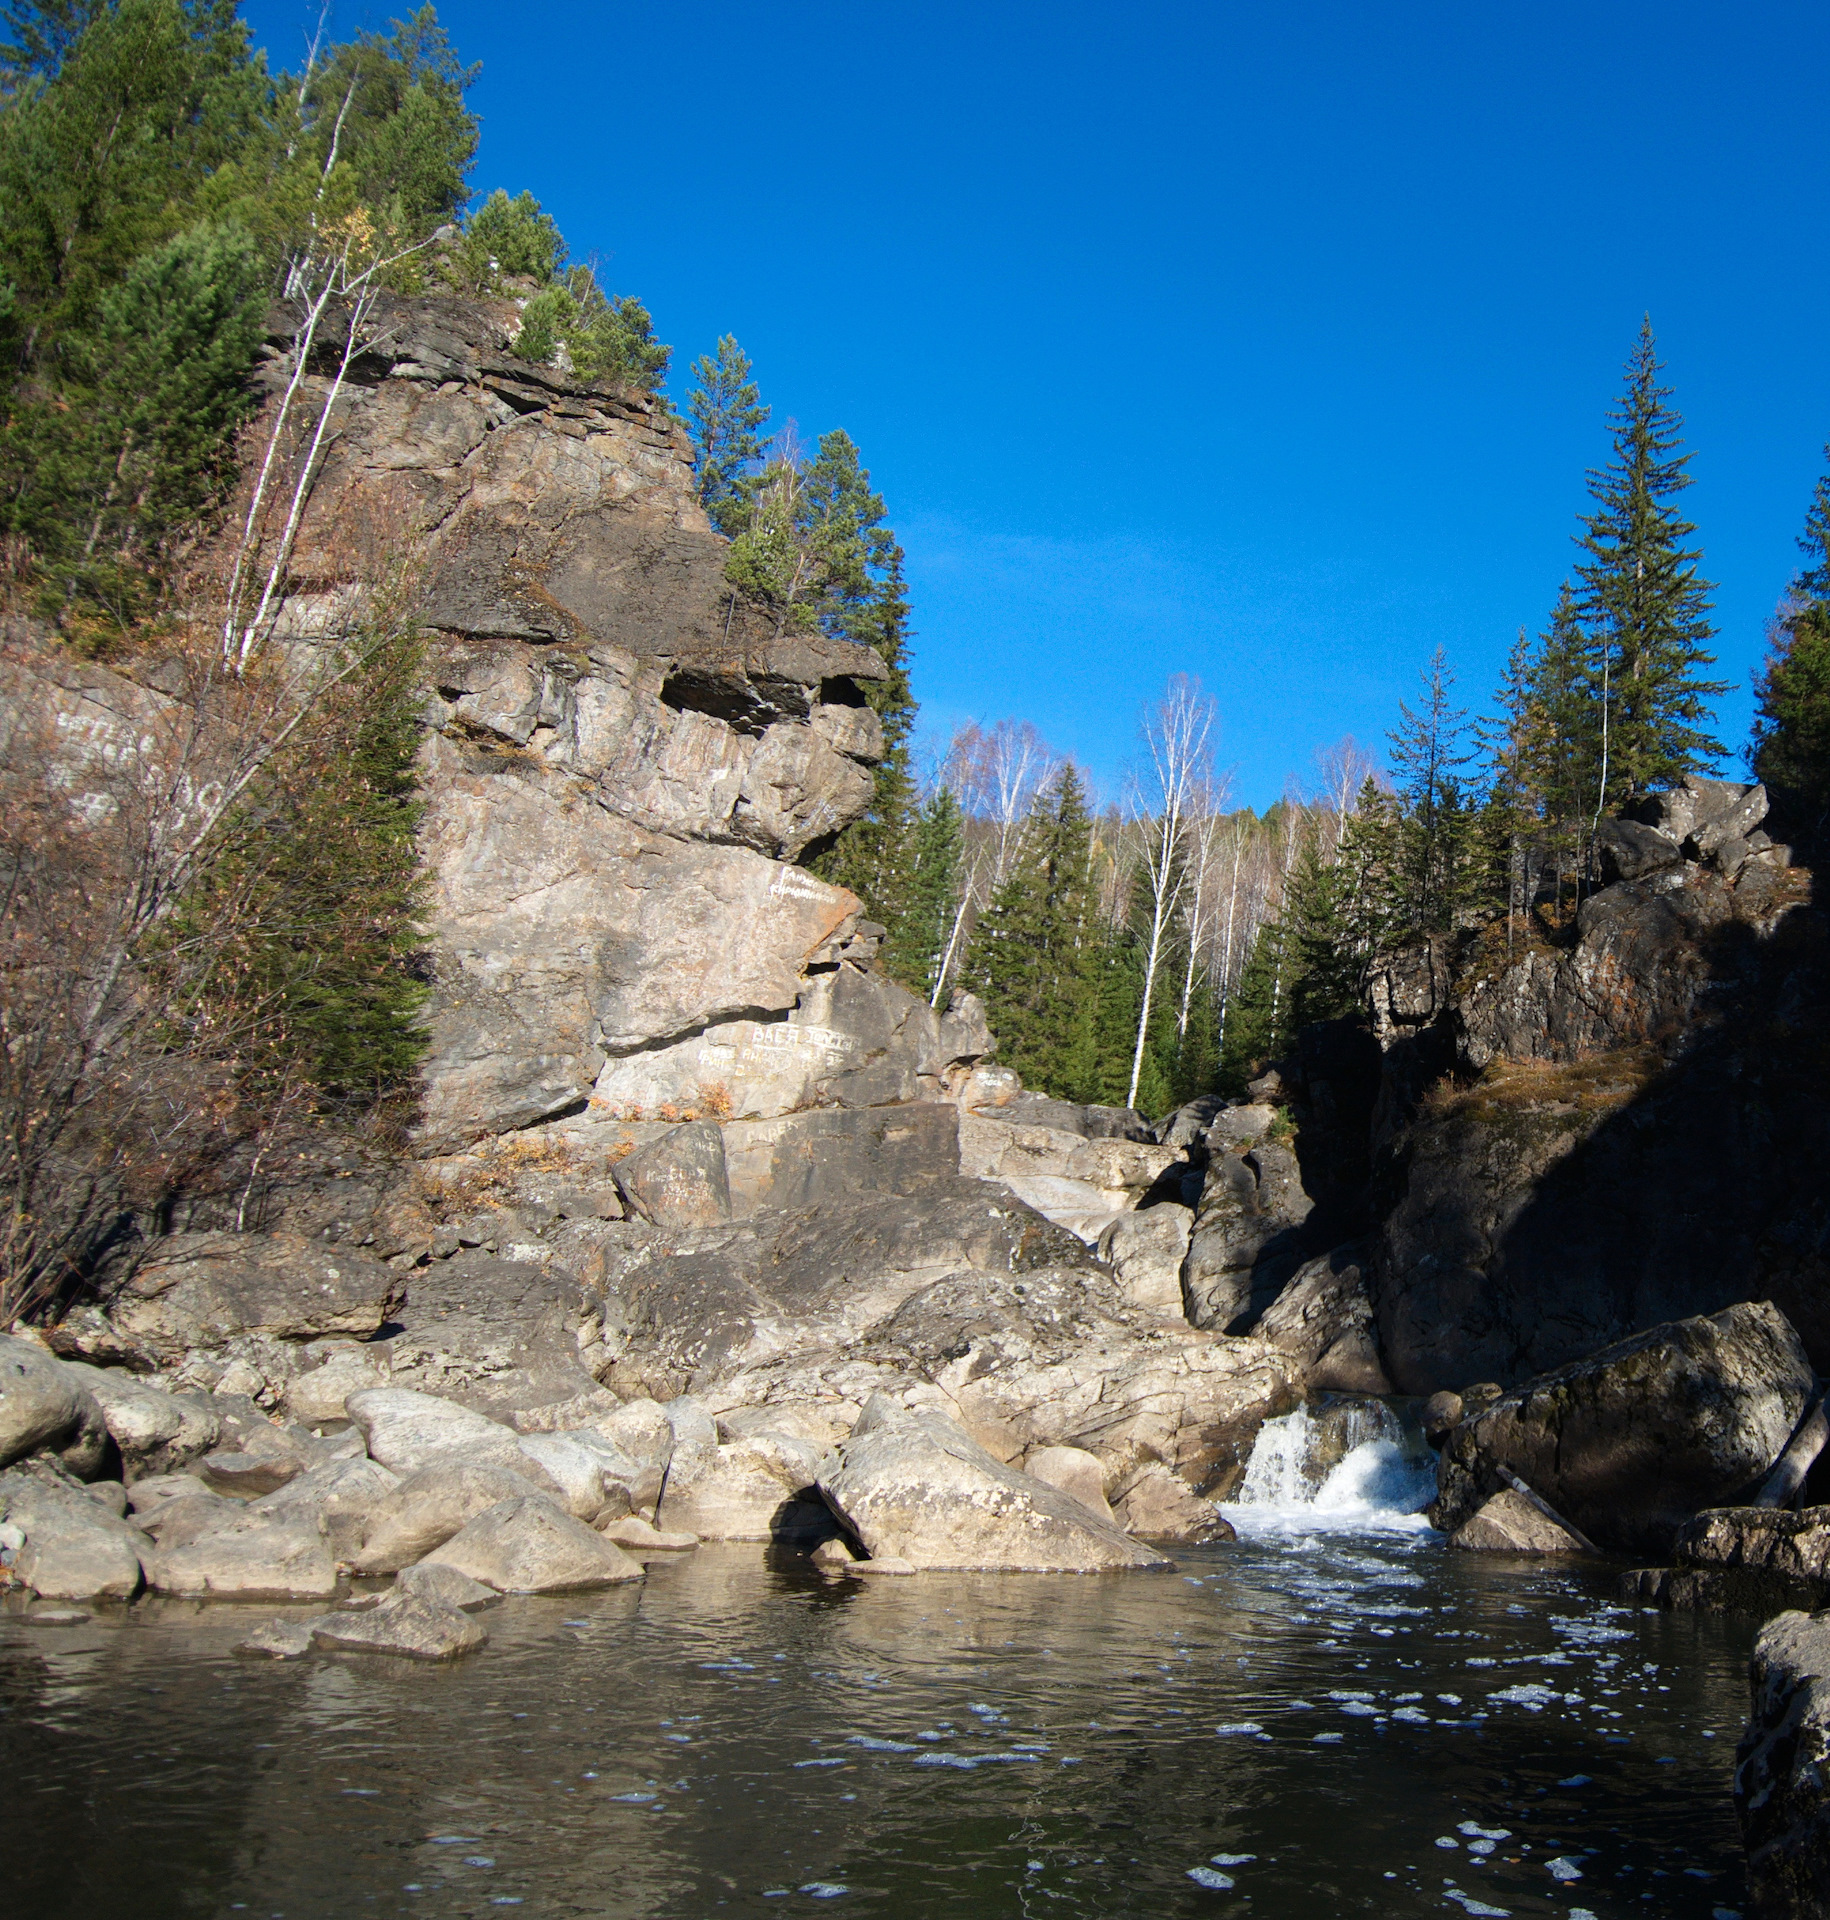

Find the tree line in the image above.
[{"left": 690, "top": 316, "right": 1830, "bottom": 1115}]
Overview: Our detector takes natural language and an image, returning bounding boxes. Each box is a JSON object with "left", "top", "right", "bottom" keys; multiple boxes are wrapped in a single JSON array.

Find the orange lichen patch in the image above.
[{"left": 413, "top": 1131, "right": 579, "bottom": 1217}]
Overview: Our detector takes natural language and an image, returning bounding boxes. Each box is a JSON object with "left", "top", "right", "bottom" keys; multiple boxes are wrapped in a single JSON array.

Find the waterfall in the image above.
[{"left": 1223, "top": 1401, "right": 1439, "bottom": 1538}]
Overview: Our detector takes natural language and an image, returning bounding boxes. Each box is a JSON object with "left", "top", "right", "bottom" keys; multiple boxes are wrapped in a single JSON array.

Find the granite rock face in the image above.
[{"left": 241, "top": 290, "right": 896, "bottom": 1151}]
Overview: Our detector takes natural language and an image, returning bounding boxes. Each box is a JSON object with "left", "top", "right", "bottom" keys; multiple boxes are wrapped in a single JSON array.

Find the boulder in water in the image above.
[
  {"left": 311, "top": 1585, "right": 487, "bottom": 1660},
  {"left": 1429, "top": 1301, "right": 1813, "bottom": 1557},
  {"left": 1110, "top": 1462, "right": 1235, "bottom": 1543},
  {"left": 818, "top": 1395, "right": 1172, "bottom": 1572},
  {"left": 422, "top": 1495, "right": 644, "bottom": 1592}
]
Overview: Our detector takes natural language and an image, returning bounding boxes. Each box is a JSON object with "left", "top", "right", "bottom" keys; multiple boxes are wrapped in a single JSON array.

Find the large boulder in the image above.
[
  {"left": 1430, "top": 1302, "right": 1814, "bottom": 1556},
  {"left": 613, "top": 1121, "right": 731, "bottom": 1230},
  {"left": 653, "top": 1398, "right": 826, "bottom": 1540},
  {"left": 1097, "top": 1206, "right": 1193, "bottom": 1314},
  {"left": 141, "top": 1501, "right": 340, "bottom": 1600},
  {"left": 1253, "top": 1241, "right": 1391, "bottom": 1395},
  {"left": 251, "top": 1456, "right": 401, "bottom": 1562},
  {"left": 958, "top": 1094, "right": 1179, "bottom": 1240},
  {"left": 344, "top": 1388, "right": 536, "bottom": 1479},
  {"left": 352, "top": 1460, "right": 549, "bottom": 1574},
  {"left": 1737, "top": 1609, "right": 1830, "bottom": 1917},
  {"left": 0, "top": 1337, "right": 106, "bottom": 1474},
  {"left": 1627, "top": 1508, "right": 1830, "bottom": 1614},
  {"left": 1181, "top": 1141, "right": 1315, "bottom": 1332},
  {"left": 57, "top": 1364, "right": 220, "bottom": 1478},
  {"left": 0, "top": 1466, "right": 147, "bottom": 1600},
  {"left": 99, "top": 1234, "right": 403, "bottom": 1367},
  {"left": 818, "top": 1396, "right": 1172, "bottom": 1572},
  {"left": 421, "top": 1495, "right": 644, "bottom": 1592},
  {"left": 1448, "top": 1488, "right": 1588, "bottom": 1554}
]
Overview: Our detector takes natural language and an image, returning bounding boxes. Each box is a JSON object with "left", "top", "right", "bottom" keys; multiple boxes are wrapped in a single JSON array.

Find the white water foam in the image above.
[{"left": 1220, "top": 1404, "right": 1438, "bottom": 1539}]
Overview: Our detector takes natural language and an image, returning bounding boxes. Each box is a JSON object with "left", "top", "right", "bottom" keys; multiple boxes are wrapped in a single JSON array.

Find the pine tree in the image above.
[
  {"left": 1284, "top": 825, "right": 1360, "bottom": 1029},
  {"left": 1753, "top": 449, "right": 1830, "bottom": 845},
  {"left": 688, "top": 335, "right": 769, "bottom": 537},
  {"left": 1573, "top": 318, "right": 1727, "bottom": 802},
  {"left": 1524, "top": 582, "right": 1601, "bottom": 909},
  {"left": 1217, "top": 916, "right": 1289, "bottom": 1095}
]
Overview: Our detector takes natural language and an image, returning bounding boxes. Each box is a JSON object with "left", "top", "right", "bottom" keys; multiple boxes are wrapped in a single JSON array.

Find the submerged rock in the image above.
[
  {"left": 311, "top": 1586, "right": 487, "bottom": 1660},
  {"left": 818, "top": 1395, "right": 1173, "bottom": 1573}
]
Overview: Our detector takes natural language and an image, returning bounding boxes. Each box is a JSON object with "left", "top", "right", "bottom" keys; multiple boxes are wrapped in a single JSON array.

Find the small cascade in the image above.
[{"left": 1223, "top": 1399, "right": 1438, "bottom": 1538}]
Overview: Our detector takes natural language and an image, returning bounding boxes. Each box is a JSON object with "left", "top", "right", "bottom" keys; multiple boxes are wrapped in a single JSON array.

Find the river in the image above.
[{"left": 0, "top": 1408, "right": 1754, "bottom": 1919}]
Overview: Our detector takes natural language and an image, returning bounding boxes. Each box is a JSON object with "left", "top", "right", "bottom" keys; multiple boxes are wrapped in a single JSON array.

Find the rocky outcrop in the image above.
[
  {"left": 1429, "top": 1301, "right": 1813, "bottom": 1557},
  {"left": 1737, "top": 1609, "right": 1830, "bottom": 1917},
  {"left": 1367, "top": 786, "right": 1828, "bottom": 1391},
  {"left": 1624, "top": 1507, "right": 1830, "bottom": 1614}
]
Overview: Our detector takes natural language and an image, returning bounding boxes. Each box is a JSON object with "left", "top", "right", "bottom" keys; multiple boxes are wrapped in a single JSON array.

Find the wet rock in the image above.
[
  {"left": 1736, "top": 1608, "right": 1830, "bottom": 1915},
  {"left": 810, "top": 1534, "right": 862, "bottom": 1571},
  {"left": 818, "top": 1395, "right": 1174, "bottom": 1573},
  {"left": 1628, "top": 1507, "right": 1830, "bottom": 1613},
  {"left": 1429, "top": 1301, "right": 1814, "bottom": 1556},
  {"left": 252, "top": 1456, "right": 401, "bottom": 1561},
  {"left": 600, "top": 1514, "right": 698, "bottom": 1554},
  {"left": 0, "top": 1337, "right": 106, "bottom": 1474},
  {"left": 422, "top": 1495, "right": 644, "bottom": 1592},
  {"left": 310, "top": 1585, "right": 487, "bottom": 1660},
  {"left": 1448, "top": 1489, "right": 1589, "bottom": 1554},
  {"left": 1253, "top": 1240, "right": 1391, "bottom": 1394},
  {"left": 852, "top": 1555, "right": 916, "bottom": 1575},
  {"left": 1109, "top": 1462, "right": 1235, "bottom": 1544},
  {"left": 142, "top": 1505, "right": 339, "bottom": 1600},
  {"left": 58, "top": 1364, "right": 221, "bottom": 1477},
  {"left": 1022, "top": 1446, "right": 1116, "bottom": 1524},
  {"left": 396, "top": 1559, "right": 497, "bottom": 1610},
  {"left": 237, "top": 1618, "right": 315, "bottom": 1658},
  {"left": 353, "top": 1460, "right": 549, "bottom": 1574},
  {"left": 1422, "top": 1392, "right": 1463, "bottom": 1447},
  {"left": 1097, "top": 1206, "right": 1193, "bottom": 1314}
]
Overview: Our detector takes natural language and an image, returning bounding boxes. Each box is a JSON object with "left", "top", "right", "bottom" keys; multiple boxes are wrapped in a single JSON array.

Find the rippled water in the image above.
[{"left": 0, "top": 1473, "right": 1755, "bottom": 1920}]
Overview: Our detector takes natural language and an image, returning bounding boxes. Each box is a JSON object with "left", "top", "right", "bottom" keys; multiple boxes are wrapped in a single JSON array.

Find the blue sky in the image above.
[{"left": 247, "top": 0, "right": 1830, "bottom": 809}]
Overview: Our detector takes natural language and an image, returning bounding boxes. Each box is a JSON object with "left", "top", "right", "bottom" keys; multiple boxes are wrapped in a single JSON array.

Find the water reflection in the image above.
[{"left": 0, "top": 1527, "right": 1752, "bottom": 1919}]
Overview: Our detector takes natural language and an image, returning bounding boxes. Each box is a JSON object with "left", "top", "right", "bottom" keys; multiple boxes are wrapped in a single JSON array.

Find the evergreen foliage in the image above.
[
  {"left": 878, "top": 786, "right": 963, "bottom": 1001},
  {"left": 966, "top": 765, "right": 1099, "bottom": 1093},
  {"left": 455, "top": 187, "right": 562, "bottom": 287},
  {"left": 688, "top": 334, "right": 769, "bottom": 536},
  {"left": 1387, "top": 645, "right": 1477, "bottom": 934},
  {"left": 1572, "top": 318, "right": 1727, "bottom": 801},
  {"left": 1753, "top": 449, "right": 1830, "bottom": 843}
]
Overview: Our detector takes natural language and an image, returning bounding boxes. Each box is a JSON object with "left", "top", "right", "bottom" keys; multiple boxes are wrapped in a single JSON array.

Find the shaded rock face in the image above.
[
  {"left": 1181, "top": 1140, "right": 1315, "bottom": 1333},
  {"left": 1737, "top": 1609, "right": 1830, "bottom": 1918},
  {"left": 247, "top": 290, "right": 898, "bottom": 1151},
  {"left": 1429, "top": 1302, "right": 1813, "bottom": 1558},
  {"left": 1625, "top": 1508, "right": 1830, "bottom": 1615},
  {"left": 1369, "top": 818, "right": 1829, "bottom": 1391}
]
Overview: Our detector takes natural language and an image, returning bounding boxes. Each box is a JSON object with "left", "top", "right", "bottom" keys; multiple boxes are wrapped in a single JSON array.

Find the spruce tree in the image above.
[
  {"left": 966, "top": 765, "right": 1101, "bottom": 1095},
  {"left": 688, "top": 335, "right": 770, "bottom": 537},
  {"left": 1524, "top": 582, "right": 1601, "bottom": 907},
  {"left": 1217, "top": 916, "right": 1289, "bottom": 1095},
  {"left": 1387, "top": 646, "right": 1477, "bottom": 934},
  {"left": 878, "top": 786, "right": 963, "bottom": 1000},
  {"left": 1573, "top": 319, "right": 1727, "bottom": 802}
]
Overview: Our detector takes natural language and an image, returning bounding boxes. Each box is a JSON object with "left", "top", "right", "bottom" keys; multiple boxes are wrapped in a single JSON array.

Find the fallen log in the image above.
[{"left": 1754, "top": 1394, "right": 1828, "bottom": 1509}]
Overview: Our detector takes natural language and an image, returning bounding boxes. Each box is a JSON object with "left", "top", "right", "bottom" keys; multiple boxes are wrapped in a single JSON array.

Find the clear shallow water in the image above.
[{"left": 0, "top": 1518, "right": 1754, "bottom": 1919}]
